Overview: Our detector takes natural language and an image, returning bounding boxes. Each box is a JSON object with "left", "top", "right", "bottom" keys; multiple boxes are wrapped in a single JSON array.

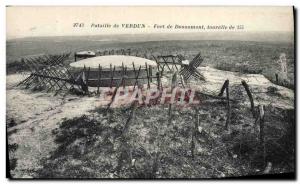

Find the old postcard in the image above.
[{"left": 6, "top": 6, "right": 295, "bottom": 179}]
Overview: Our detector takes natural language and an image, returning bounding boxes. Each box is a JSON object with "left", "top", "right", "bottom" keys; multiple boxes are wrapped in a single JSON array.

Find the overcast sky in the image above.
[{"left": 6, "top": 6, "right": 294, "bottom": 39}]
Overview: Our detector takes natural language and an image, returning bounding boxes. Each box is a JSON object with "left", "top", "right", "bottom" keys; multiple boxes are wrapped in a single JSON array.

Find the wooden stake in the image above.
[
  {"left": 110, "top": 65, "right": 116, "bottom": 88},
  {"left": 156, "top": 72, "right": 160, "bottom": 90},
  {"left": 97, "top": 65, "right": 102, "bottom": 95},
  {"left": 168, "top": 72, "right": 177, "bottom": 122},
  {"left": 133, "top": 66, "right": 141, "bottom": 90},
  {"left": 121, "top": 62, "right": 125, "bottom": 88},
  {"left": 132, "top": 62, "right": 136, "bottom": 75},
  {"left": 145, "top": 63, "right": 150, "bottom": 89},
  {"left": 191, "top": 109, "right": 200, "bottom": 159},
  {"left": 225, "top": 81, "right": 231, "bottom": 130},
  {"left": 86, "top": 67, "right": 90, "bottom": 84},
  {"left": 123, "top": 66, "right": 127, "bottom": 89},
  {"left": 106, "top": 76, "right": 125, "bottom": 113},
  {"left": 241, "top": 80, "right": 256, "bottom": 118},
  {"left": 218, "top": 79, "right": 229, "bottom": 97},
  {"left": 122, "top": 101, "right": 137, "bottom": 135},
  {"left": 156, "top": 63, "right": 162, "bottom": 89},
  {"left": 149, "top": 65, "right": 153, "bottom": 82},
  {"left": 258, "top": 105, "right": 266, "bottom": 165}
]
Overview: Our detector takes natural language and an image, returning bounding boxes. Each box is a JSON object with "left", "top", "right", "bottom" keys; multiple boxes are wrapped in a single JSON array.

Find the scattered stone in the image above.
[{"left": 198, "top": 126, "right": 203, "bottom": 133}]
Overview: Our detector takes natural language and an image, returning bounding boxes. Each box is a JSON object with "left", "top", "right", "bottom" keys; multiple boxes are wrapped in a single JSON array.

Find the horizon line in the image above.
[{"left": 6, "top": 31, "right": 294, "bottom": 41}]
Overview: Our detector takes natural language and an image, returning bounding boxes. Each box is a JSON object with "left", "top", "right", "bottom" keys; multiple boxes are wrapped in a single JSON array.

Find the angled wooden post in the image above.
[
  {"left": 149, "top": 65, "right": 153, "bottom": 82},
  {"left": 241, "top": 80, "right": 256, "bottom": 118},
  {"left": 133, "top": 66, "right": 141, "bottom": 90},
  {"left": 162, "top": 57, "right": 172, "bottom": 71},
  {"left": 145, "top": 63, "right": 150, "bottom": 89},
  {"left": 225, "top": 80, "right": 231, "bottom": 130},
  {"left": 105, "top": 76, "right": 126, "bottom": 113},
  {"left": 152, "top": 55, "right": 160, "bottom": 68},
  {"left": 132, "top": 62, "right": 136, "bottom": 75},
  {"left": 218, "top": 79, "right": 229, "bottom": 97},
  {"left": 26, "top": 58, "right": 48, "bottom": 89}
]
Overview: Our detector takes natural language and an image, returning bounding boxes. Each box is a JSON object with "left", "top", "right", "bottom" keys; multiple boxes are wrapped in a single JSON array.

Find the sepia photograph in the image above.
[{"left": 6, "top": 6, "right": 295, "bottom": 179}]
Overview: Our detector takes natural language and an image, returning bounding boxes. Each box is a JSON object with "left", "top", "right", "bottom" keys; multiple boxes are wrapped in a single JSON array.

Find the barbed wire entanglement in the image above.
[
  {"left": 13, "top": 48, "right": 294, "bottom": 175},
  {"left": 16, "top": 53, "right": 82, "bottom": 95},
  {"left": 95, "top": 49, "right": 206, "bottom": 83},
  {"left": 17, "top": 50, "right": 208, "bottom": 95}
]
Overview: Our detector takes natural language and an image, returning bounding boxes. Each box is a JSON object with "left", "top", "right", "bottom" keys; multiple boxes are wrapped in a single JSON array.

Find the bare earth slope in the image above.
[{"left": 7, "top": 67, "right": 294, "bottom": 178}]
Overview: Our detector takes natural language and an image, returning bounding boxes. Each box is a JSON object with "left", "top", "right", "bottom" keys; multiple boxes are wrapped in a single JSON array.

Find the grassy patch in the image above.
[{"left": 33, "top": 96, "right": 294, "bottom": 178}]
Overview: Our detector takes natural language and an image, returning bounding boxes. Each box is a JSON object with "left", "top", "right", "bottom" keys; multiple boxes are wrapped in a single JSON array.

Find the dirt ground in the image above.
[{"left": 6, "top": 67, "right": 295, "bottom": 178}]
